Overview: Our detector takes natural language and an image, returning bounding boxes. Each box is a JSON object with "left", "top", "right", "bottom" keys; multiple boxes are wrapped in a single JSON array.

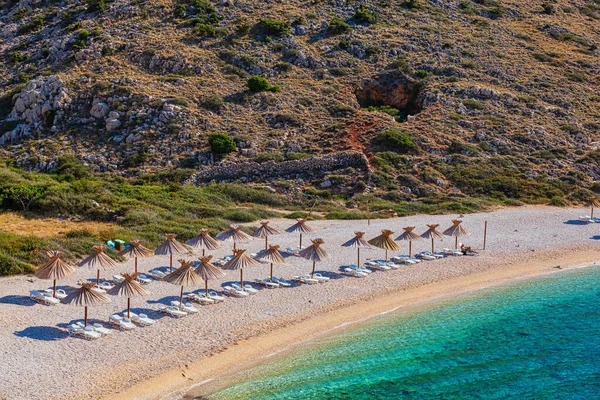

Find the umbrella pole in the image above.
[
  {"left": 234, "top": 242, "right": 237, "bottom": 251},
  {"left": 203, "top": 248, "right": 206, "bottom": 257},
  {"left": 53, "top": 279, "right": 57, "bottom": 298},
  {"left": 270, "top": 263, "right": 274, "bottom": 280},
  {"left": 84, "top": 306, "right": 88, "bottom": 327},
  {"left": 431, "top": 238, "right": 434, "bottom": 254},
  {"left": 170, "top": 254, "right": 173, "bottom": 273},
  {"left": 592, "top": 206, "right": 595, "bottom": 220},
  {"left": 357, "top": 248, "right": 360, "bottom": 267},
  {"left": 180, "top": 286, "right": 184, "bottom": 310},
  {"left": 455, "top": 237, "right": 458, "bottom": 249},
  {"left": 127, "top": 297, "right": 131, "bottom": 319},
  {"left": 240, "top": 269, "right": 244, "bottom": 288},
  {"left": 311, "top": 260, "right": 316, "bottom": 277},
  {"left": 205, "top": 280, "right": 209, "bottom": 298},
  {"left": 265, "top": 236, "right": 268, "bottom": 250},
  {"left": 97, "top": 269, "right": 100, "bottom": 285},
  {"left": 135, "top": 257, "right": 138, "bottom": 274},
  {"left": 409, "top": 241, "right": 412, "bottom": 259},
  {"left": 300, "top": 233, "right": 303, "bottom": 249},
  {"left": 385, "top": 249, "right": 388, "bottom": 262}
]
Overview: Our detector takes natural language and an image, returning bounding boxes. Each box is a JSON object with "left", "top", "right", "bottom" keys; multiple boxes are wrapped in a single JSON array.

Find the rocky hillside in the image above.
[{"left": 0, "top": 0, "right": 599, "bottom": 204}]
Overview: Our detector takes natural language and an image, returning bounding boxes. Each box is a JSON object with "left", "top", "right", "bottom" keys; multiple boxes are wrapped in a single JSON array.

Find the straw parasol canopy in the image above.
[
  {"left": 164, "top": 260, "right": 204, "bottom": 309},
  {"left": 35, "top": 250, "right": 75, "bottom": 298},
  {"left": 589, "top": 196, "right": 600, "bottom": 219},
  {"left": 285, "top": 219, "right": 314, "bottom": 249},
  {"left": 186, "top": 229, "right": 221, "bottom": 256},
  {"left": 443, "top": 220, "right": 471, "bottom": 248},
  {"left": 155, "top": 234, "right": 193, "bottom": 273},
  {"left": 252, "top": 221, "right": 281, "bottom": 250},
  {"left": 195, "top": 255, "right": 226, "bottom": 297},
  {"left": 78, "top": 245, "right": 118, "bottom": 285},
  {"left": 223, "top": 249, "right": 260, "bottom": 288},
  {"left": 341, "top": 232, "right": 371, "bottom": 268},
  {"left": 368, "top": 230, "right": 400, "bottom": 261},
  {"left": 216, "top": 224, "right": 253, "bottom": 251},
  {"left": 421, "top": 224, "right": 445, "bottom": 253},
  {"left": 396, "top": 227, "right": 423, "bottom": 258},
  {"left": 117, "top": 240, "right": 154, "bottom": 274},
  {"left": 256, "top": 245, "right": 288, "bottom": 280},
  {"left": 108, "top": 273, "right": 149, "bottom": 318},
  {"left": 63, "top": 281, "right": 111, "bottom": 326},
  {"left": 299, "top": 238, "right": 330, "bottom": 277}
]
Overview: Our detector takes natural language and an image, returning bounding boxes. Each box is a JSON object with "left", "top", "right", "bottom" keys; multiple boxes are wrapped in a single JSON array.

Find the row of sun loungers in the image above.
[
  {"left": 29, "top": 290, "right": 61, "bottom": 305},
  {"left": 579, "top": 215, "right": 600, "bottom": 223}
]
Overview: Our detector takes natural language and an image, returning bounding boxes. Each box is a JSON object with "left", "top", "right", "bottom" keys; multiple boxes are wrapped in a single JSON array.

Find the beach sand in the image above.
[{"left": 0, "top": 206, "right": 598, "bottom": 400}]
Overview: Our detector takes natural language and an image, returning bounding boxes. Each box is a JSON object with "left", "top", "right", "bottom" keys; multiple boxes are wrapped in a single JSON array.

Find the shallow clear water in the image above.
[{"left": 206, "top": 267, "right": 600, "bottom": 399}]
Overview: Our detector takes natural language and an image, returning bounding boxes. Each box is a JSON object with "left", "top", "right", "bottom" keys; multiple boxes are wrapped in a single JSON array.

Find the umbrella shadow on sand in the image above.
[
  {"left": 590, "top": 235, "right": 600, "bottom": 240},
  {"left": 14, "top": 326, "right": 69, "bottom": 341},
  {"left": 0, "top": 295, "right": 36, "bottom": 306},
  {"left": 564, "top": 220, "right": 589, "bottom": 225},
  {"left": 147, "top": 295, "right": 181, "bottom": 306}
]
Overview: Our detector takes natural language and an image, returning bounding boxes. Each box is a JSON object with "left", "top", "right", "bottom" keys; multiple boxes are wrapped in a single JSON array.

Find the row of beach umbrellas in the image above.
[{"left": 34, "top": 219, "right": 472, "bottom": 325}]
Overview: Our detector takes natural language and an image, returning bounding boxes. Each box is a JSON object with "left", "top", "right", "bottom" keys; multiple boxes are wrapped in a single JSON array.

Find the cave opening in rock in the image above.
[{"left": 355, "top": 75, "right": 423, "bottom": 122}]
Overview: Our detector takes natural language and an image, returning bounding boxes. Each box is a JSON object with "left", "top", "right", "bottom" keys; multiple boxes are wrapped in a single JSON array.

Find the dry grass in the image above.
[{"left": 0, "top": 213, "right": 117, "bottom": 238}]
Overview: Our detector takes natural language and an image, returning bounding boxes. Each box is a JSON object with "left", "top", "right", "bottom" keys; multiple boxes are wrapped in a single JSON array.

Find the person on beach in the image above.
[{"left": 460, "top": 243, "right": 467, "bottom": 255}]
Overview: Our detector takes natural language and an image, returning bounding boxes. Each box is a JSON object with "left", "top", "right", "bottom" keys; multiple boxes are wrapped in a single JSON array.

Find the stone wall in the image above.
[{"left": 187, "top": 152, "right": 370, "bottom": 185}]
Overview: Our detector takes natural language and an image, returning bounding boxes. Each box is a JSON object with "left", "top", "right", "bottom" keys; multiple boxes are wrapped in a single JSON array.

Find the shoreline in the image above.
[{"left": 111, "top": 249, "right": 600, "bottom": 400}]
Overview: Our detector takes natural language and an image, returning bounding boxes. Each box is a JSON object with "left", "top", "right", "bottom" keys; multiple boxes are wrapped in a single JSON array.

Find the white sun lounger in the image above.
[
  {"left": 443, "top": 248, "right": 463, "bottom": 256},
  {"left": 391, "top": 256, "right": 415, "bottom": 264},
  {"left": 223, "top": 286, "right": 249, "bottom": 297},
  {"left": 292, "top": 276, "right": 319, "bottom": 285},
  {"left": 159, "top": 306, "right": 188, "bottom": 318},
  {"left": 255, "top": 278, "right": 280, "bottom": 288},
  {"left": 199, "top": 290, "right": 226, "bottom": 302},
  {"left": 286, "top": 247, "right": 300, "bottom": 255},
  {"left": 365, "top": 261, "right": 390, "bottom": 271},
  {"left": 232, "top": 283, "right": 258, "bottom": 294},
  {"left": 42, "top": 288, "right": 67, "bottom": 300},
  {"left": 311, "top": 273, "right": 330, "bottom": 283},
  {"left": 30, "top": 290, "right": 60, "bottom": 305},
  {"left": 128, "top": 312, "right": 156, "bottom": 326},
  {"left": 186, "top": 292, "right": 215, "bottom": 305},
  {"left": 149, "top": 269, "right": 166, "bottom": 278},
  {"left": 137, "top": 274, "right": 152, "bottom": 284},
  {"left": 342, "top": 268, "right": 368, "bottom": 278},
  {"left": 579, "top": 215, "right": 594, "bottom": 223},
  {"left": 112, "top": 275, "right": 125, "bottom": 283},
  {"left": 109, "top": 314, "right": 136, "bottom": 330},
  {"left": 171, "top": 301, "right": 199, "bottom": 313},
  {"left": 417, "top": 252, "right": 436, "bottom": 261},
  {"left": 68, "top": 324, "right": 102, "bottom": 340},
  {"left": 272, "top": 277, "right": 292, "bottom": 287},
  {"left": 75, "top": 321, "right": 112, "bottom": 336}
]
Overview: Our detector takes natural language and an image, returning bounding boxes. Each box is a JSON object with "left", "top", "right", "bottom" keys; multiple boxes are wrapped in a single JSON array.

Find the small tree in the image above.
[
  {"left": 541, "top": 2, "right": 555, "bottom": 14},
  {"left": 327, "top": 18, "right": 352, "bottom": 35},
  {"left": 5, "top": 185, "right": 45, "bottom": 211},
  {"left": 247, "top": 76, "right": 281, "bottom": 93},
  {"left": 208, "top": 133, "right": 237, "bottom": 154},
  {"left": 354, "top": 5, "right": 376, "bottom": 24}
]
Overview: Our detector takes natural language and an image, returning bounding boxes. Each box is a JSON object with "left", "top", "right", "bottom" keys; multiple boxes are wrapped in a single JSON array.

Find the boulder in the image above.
[{"left": 90, "top": 103, "right": 110, "bottom": 119}]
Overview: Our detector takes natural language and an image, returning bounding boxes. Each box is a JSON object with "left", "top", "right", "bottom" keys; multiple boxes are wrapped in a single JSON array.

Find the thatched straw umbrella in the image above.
[
  {"left": 164, "top": 260, "right": 204, "bottom": 309},
  {"left": 252, "top": 221, "right": 281, "bottom": 250},
  {"left": 443, "top": 220, "right": 471, "bottom": 249},
  {"left": 78, "top": 245, "right": 118, "bottom": 285},
  {"left": 186, "top": 229, "right": 221, "bottom": 256},
  {"left": 589, "top": 196, "right": 600, "bottom": 219},
  {"left": 35, "top": 250, "right": 75, "bottom": 298},
  {"left": 299, "top": 238, "right": 330, "bottom": 278},
  {"left": 368, "top": 230, "right": 400, "bottom": 261},
  {"left": 117, "top": 240, "right": 153, "bottom": 274},
  {"left": 195, "top": 256, "right": 226, "bottom": 297},
  {"left": 256, "top": 245, "right": 288, "bottom": 280},
  {"left": 341, "top": 232, "right": 371, "bottom": 267},
  {"left": 216, "top": 224, "right": 252, "bottom": 251},
  {"left": 421, "top": 224, "right": 445, "bottom": 253},
  {"left": 108, "top": 273, "right": 149, "bottom": 318},
  {"left": 62, "top": 282, "right": 111, "bottom": 326},
  {"left": 396, "top": 227, "right": 423, "bottom": 258},
  {"left": 285, "top": 219, "right": 314, "bottom": 249},
  {"left": 155, "top": 234, "right": 193, "bottom": 273},
  {"left": 223, "top": 249, "right": 260, "bottom": 288}
]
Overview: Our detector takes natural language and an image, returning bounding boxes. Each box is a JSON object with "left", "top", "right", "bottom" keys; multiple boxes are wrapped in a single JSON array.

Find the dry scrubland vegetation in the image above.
[{"left": 0, "top": 0, "right": 599, "bottom": 273}]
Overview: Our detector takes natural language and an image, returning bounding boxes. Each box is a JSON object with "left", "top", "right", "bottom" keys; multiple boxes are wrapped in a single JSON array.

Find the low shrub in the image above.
[
  {"left": 257, "top": 19, "right": 290, "bottom": 36},
  {"left": 354, "top": 5, "right": 376, "bottom": 23},
  {"left": 247, "top": 76, "right": 281, "bottom": 93},
  {"left": 327, "top": 18, "right": 352, "bottom": 35},
  {"left": 208, "top": 132, "right": 236, "bottom": 154},
  {"left": 372, "top": 130, "right": 418, "bottom": 154}
]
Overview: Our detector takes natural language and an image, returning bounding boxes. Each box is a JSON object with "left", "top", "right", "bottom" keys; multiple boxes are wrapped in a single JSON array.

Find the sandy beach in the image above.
[{"left": 1, "top": 206, "right": 599, "bottom": 400}]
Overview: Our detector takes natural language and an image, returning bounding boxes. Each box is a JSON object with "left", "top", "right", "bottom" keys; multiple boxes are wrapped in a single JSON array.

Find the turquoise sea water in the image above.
[{"left": 206, "top": 267, "right": 600, "bottom": 400}]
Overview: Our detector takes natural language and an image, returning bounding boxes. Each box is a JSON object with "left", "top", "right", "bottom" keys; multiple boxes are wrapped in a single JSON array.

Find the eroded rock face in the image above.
[
  {"left": 356, "top": 73, "right": 420, "bottom": 111},
  {"left": 9, "top": 75, "right": 71, "bottom": 126}
]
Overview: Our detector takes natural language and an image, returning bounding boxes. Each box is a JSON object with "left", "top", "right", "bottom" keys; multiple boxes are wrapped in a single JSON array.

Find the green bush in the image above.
[
  {"left": 208, "top": 132, "right": 237, "bottom": 154},
  {"left": 17, "top": 15, "right": 45, "bottom": 35},
  {"left": 401, "top": 0, "right": 421, "bottom": 9},
  {"left": 202, "top": 95, "right": 224, "bottom": 112},
  {"left": 464, "top": 99, "right": 484, "bottom": 110},
  {"left": 174, "top": 3, "right": 186, "bottom": 18},
  {"left": 541, "top": 2, "right": 554, "bottom": 14},
  {"left": 247, "top": 76, "right": 281, "bottom": 93},
  {"left": 86, "top": 0, "right": 106, "bottom": 13},
  {"left": 193, "top": 24, "right": 227, "bottom": 38},
  {"left": 364, "top": 105, "right": 401, "bottom": 121},
  {"left": 372, "top": 130, "right": 418, "bottom": 154},
  {"left": 354, "top": 5, "right": 377, "bottom": 23},
  {"left": 258, "top": 19, "right": 291, "bottom": 36},
  {"left": 9, "top": 51, "right": 25, "bottom": 64},
  {"left": 328, "top": 18, "right": 352, "bottom": 35},
  {"left": 414, "top": 69, "right": 431, "bottom": 79}
]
